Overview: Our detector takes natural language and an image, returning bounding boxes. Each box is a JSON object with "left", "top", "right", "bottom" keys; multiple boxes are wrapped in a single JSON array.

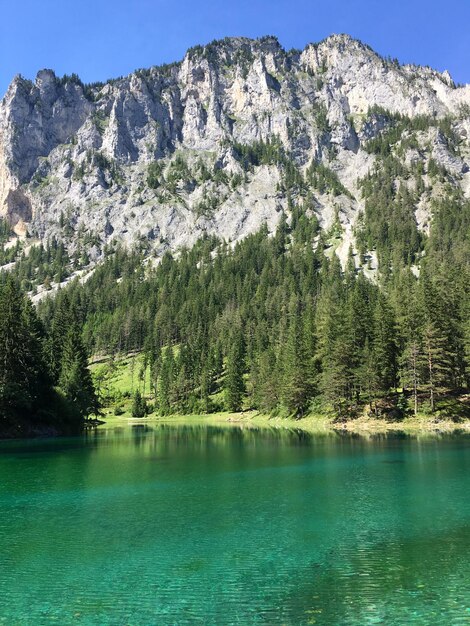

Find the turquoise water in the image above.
[{"left": 0, "top": 425, "right": 469, "bottom": 625}]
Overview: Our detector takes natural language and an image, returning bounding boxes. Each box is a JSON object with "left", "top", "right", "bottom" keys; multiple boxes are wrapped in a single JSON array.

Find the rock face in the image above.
[{"left": 0, "top": 34, "right": 469, "bottom": 264}]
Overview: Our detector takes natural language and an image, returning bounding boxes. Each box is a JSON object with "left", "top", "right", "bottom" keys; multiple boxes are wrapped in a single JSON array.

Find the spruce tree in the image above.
[
  {"left": 158, "top": 347, "right": 174, "bottom": 415},
  {"left": 359, "top": 338, "right": 380, "bottom": 415},
  {"left": 48, "top": 293, "right": 73, "bottom": 383},
  {"left": 400, "top": 339, "right": 424, "bottom": 416},
  {"left": 131, "top": 390, "right": 147, "bottom": 417},
  {"left": 0, "top": 277, "right": 50, "bottom": 422},
  {"left": 58, "top": 324, "right": 99, "bottom": 421},
  {"left": 199, "top": 365, "right": 211, "bottom": 413},
  {"left": 280, "top": 296, "right": 313, "bottom": 417},
  {"left": 372, "top": 294, "right": 398, "bottom": 393},
  {"left": 422, "top": 321, "right": 453, "bottom": 412},
  {"left": 224, "top": 331, "right": 246, "bottom": 412},
  {"left": 252, "top": 348, "right": 279, "bottom": 413},
  {"left": 419, "top": 272, "right": 457, "bottom": 411}
]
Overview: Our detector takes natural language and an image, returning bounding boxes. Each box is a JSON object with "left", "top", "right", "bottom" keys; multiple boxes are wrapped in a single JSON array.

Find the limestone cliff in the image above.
[{"left": 1, "top": 34, "right": 469, "bottom": 267}]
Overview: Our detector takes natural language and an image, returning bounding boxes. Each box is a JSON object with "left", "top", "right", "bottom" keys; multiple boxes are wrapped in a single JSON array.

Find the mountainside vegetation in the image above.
[
  {"left": 0, "top": 275, "right": 99, "bottom": 437},
  {"left": 1, "top": 35, "right": 470, "bottom": 434},
  {"left": 29, "top": 190, "right": 470, "bottom": 425}
]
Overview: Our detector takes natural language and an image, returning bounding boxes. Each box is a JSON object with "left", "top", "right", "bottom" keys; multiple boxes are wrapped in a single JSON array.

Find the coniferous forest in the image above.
[
  {"left": 1, "top": 114, "right": 470, "bottom": 432},
  {"left": 0, "top": 275, "right": 99, "bottom": 436},
  {"left": 1, "top": 180, "right": 465, "bottom": 433}
]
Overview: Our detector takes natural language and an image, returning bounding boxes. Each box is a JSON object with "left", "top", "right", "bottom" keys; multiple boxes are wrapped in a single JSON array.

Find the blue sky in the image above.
[{"left": 2, "top": 0, "right": 469, "bottom": 96}]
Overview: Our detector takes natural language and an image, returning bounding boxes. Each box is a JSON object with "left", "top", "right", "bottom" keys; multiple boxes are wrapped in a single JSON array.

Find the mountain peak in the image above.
[{"left": 0, "top": 33, "right": 469, "bottom": 277}]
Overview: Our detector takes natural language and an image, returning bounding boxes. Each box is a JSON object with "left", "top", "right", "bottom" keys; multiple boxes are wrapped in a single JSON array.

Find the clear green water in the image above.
[{"left": 0, "top": 425, "right": 469, "bottom": 625}]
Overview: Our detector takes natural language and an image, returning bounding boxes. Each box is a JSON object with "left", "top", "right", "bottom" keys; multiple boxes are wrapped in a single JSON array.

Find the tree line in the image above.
[
  {"left": 0, "top": 275, "right": 98, "bottom": 435},
  {"left": 36, "top": 197, "right": 469, "bottom": 420}
]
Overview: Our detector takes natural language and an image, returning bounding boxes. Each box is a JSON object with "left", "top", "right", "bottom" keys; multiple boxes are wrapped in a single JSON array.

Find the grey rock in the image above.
[{"left": 0, "top": 34, "right": 469, "bottom": 266}]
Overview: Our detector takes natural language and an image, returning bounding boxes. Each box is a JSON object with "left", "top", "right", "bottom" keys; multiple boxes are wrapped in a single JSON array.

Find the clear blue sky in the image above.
[{"left": 2, "top": 0, "right": 469, "bottom": 97}]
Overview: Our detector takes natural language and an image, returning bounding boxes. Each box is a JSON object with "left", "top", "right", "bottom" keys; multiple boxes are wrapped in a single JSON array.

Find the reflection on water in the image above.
[{"left": 0, "top": 425, "right": 468, "bottom": 625}]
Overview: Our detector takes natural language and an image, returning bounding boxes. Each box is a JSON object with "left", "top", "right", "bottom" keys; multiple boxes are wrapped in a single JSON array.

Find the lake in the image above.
[{"left": 0, "top": 424, "right": 469, "bottom": 625}]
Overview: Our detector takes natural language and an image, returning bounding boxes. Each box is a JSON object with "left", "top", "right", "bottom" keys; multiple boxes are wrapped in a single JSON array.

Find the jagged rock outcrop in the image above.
[{"left": 0, "top": 34, "right": 469, "bottom": 266}]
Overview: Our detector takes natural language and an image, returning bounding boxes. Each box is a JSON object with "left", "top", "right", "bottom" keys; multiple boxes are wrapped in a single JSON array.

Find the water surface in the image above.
[{"left": 0, "top": 424, "right": 469, "bottom": 625}]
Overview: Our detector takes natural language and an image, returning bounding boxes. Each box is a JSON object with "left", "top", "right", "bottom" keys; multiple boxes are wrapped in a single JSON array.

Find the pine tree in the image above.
[
  {"left": 131, "top": 390, "right": 147, "bottom": 417},
  {"left": 395, "top": 274, "right": 425, "bottom": 416},
  {"left": 48, "top": 294, "right": 73, "bottom": 383},
  {"left": 224, "top": 331, "right": 246, "bottom": 412},
  {"left": 372, "top": 294, "right": 398, "bottom": 392},
  {"left": 464, "top": 312, "right": 470, "bottom": 387},
  {"left": 422, "top": 321, "right": 453, "bottom": 412},
  {"left": 280, "top": 296, "right": 313, "bottom": 417},
  {"left": 58, "top": 324, "right": 99, "bottom": 421},
  {"left": 419, "top": 272, "right": 457, "bottom": 411},
  {"left": 400, "top": 339, "right": 424, "bottom": 416},
  {"left": 199, "top": 365, "right": 211, "bottom": 413},
  {"left": 158, "top": 347, "right": 174, "bottom": 415},
  {"left": 251, "top": 348, "right": 279, "bottom": 413},
  {"left": 0, "top": 277, "right": 51, "bottom": 422},
  {"left": 359, "top": 338, "right": 380, "bottom": 415}
]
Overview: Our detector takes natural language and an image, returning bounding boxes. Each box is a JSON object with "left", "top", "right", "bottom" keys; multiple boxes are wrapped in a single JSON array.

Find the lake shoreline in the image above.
[
  {"left": 2, "top": 412, "right": 468, "bottom": 441},
  {"left": 99, "top": 410, "right": 470, "bottom": 437}
]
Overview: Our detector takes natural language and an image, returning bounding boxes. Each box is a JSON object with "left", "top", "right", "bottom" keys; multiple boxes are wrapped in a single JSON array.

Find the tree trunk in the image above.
[{"left": 428, "top": 349, "right": 435, "bottom": 413}]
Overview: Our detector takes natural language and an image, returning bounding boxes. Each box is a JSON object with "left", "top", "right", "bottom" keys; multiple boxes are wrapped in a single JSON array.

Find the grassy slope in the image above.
[{"left": 91, "top": 354, "right": 470, "bottom": 435}]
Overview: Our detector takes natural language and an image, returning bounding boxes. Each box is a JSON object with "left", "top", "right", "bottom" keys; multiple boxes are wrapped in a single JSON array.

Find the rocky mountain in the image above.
[{"left": 1, "top": 33, "right": 469, "bottom": 273}]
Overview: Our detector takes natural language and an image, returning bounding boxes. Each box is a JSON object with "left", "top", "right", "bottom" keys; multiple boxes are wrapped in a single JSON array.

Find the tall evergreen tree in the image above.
[
  {"left": 158, "top": 347, "right": 174, "bottom": 415},
  {"left": 58, "top": 324, "right": 99, "bottom": 421},
  {"left": 251, "top": 347, "right": 280, "bottom": 413},
  {"left": 280, "top": 296, "right": 313, "bottom": 417},
  {"left": 224, "top": 331, "right": 246, "bottom": 412},
  {"left": 399, "top": 339, "right": 424, "bottom": 416},
  {"left": 48, "top": 293, "right": 74, "bottom": 383},
  {"left": 131, "top": 389, "right": 147, "bottom": 417},
  {"left": 422, "top": 321, "right": 454, "bottom": 412},
  {"left": 359, "top": 338, "right": 380, "bottom": 415},
  {"left": 372, "top": 294, "right": 398, "bottom": 392},
  {"left": 0, "top": 277, "right": 51, "bottom": 422}
]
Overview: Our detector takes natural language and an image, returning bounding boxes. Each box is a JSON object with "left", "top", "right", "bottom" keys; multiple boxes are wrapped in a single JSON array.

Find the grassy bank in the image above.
[
  {"left": 92, "top": 355, "right": 470, "bottom": 436},
  {"left": 99, "top": 409, "right": 470, "bottom": 436}
]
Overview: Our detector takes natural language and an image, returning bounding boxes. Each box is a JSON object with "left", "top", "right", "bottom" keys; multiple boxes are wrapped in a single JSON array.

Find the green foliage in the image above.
[
  {"left": 0, "top": 277, "right": 48, "bottom": 422},
  {"left": 312, "top": 102, "right": 330, "bottom": 134},
  {"left": 59, "top": 328, "right": 99, "bottom": 421},
  {"left": 92, "top": 110, "right": 109, "bottom": 135},
  {"left": 165, "top": 154, "right": 193, "bottom": 192},
  {"left": 357, "top": 156, "right": 423, "bottom": 268},
  {"left": 6, "top": 239, "right": 71, "bottom": 292},
  {"left": 72, "top": 161, "right": 86, "bottom": 181},
  {"left": 72, "top": 151, "right": 122, "bottom": 185},
  {"left": 22, "top": 144, "right": 468, "bottom": 424},
  {"left": 279, "top": 296, "right": 314, "bottom": 417},
  {"left": 131, "top": 390, "right": 147, "bottom": 417},
  {"left": 147, "top": 161, "right": 164, "bottom": 189},
  {"left": 0, "top": 218, "right": 13, "bottom": 245},
  {"left": 224, "top": 330, "right": 246, "bottom": 412},
  {"left": 306, "top": 160, "right": 352, "bottom": 198},
  {"left": 0, "top": 219, "right": 20, "bottom": 266},
  {"left": 91, "top": 151, "right": 123, "bottom": 184},
  {"left": 147, "top": 155, "right": 200, "bottom": 195},
  {"left": 0, "top": 276, "right": 99, "bottom": 434},
  {"left": 364, "top": 109, "right": 460, "bottom": 158},
  {"left": 195, "top": 189, "right": 220, "bottom": 217},
  {"left": 232, "top": 137, "right": 287, "bottom": 171},
  {"left": 364, "top": 110, "right": 433, "bottom": 156}
]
